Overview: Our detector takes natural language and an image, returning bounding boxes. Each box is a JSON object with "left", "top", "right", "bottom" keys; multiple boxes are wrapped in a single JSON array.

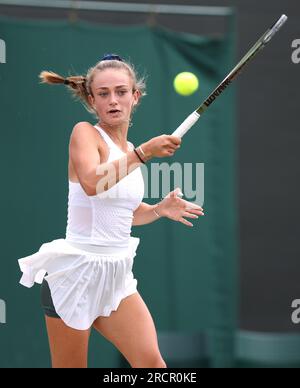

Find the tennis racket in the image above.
[{"left": 172, "top": 14, "right": 288, "bottom": 138}]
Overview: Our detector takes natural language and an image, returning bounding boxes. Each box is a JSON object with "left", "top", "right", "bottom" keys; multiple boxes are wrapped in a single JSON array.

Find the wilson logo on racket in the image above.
[
  {"left": 204, "top": 78, "right": 232, "bottom": 107},
  {"left": 0, "top": 39, "right": 6, "bottom": 64}
]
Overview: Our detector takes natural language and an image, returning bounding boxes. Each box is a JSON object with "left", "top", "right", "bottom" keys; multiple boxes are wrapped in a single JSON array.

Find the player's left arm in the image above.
[
  {"left": 132, "top": 189, "right": 204, "bottom": 227},
  {"left": 132, "top": 202, "right": 162, "bottom": 226}
]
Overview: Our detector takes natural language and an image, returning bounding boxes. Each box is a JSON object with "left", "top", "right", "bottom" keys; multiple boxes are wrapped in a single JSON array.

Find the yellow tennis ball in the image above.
[{"left": 174, "top": 72, "right": 199, "bottom": 96}]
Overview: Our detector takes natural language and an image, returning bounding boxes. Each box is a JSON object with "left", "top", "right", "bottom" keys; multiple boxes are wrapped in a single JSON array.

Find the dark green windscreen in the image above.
[{"left": 0, "top": 16, "right": 237, "bottom": 367}]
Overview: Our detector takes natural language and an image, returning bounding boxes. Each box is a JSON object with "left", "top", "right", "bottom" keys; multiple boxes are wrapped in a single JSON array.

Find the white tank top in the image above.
[{"left": 65, "top": 125, "right": 144, "bottom": 247}]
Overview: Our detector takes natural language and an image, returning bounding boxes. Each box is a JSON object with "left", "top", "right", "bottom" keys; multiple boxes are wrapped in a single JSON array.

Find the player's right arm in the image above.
[{"left": 69, "top": 122, "right": 181, "bottom": 196}]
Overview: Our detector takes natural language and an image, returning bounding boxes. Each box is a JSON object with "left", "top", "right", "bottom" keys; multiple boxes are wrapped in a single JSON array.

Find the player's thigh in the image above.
[
  {"left": 92, "top": 292, "right": 165, "bottom": 367},
  {"left": 45, "top": 316, "right": 91, "bottom": 368}
]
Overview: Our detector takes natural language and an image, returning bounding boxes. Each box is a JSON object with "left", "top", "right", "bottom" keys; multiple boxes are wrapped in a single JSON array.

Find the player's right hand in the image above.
[{"left": 141, "top": 135, "right": 181, "bottom": 158}]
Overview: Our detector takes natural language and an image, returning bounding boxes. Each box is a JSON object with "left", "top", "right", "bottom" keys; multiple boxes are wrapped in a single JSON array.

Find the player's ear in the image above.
[
  {"left": 88, "top": 93, "right": 94, "bottom": 106},
  {"left": 133, "top": 89, "right": 141, "bottom": 104}
]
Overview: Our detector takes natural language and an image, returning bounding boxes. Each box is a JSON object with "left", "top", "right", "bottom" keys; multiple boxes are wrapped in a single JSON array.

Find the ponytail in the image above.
[
  {"left": 39, "top": 57, "right": 146, "bottom": 118},
  {"left": 39, "top": 70, "right": 94, "bottom": 115}
]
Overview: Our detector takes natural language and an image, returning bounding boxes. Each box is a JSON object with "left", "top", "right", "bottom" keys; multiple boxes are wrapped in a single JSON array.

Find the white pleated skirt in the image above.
[{"left": 18, "top": 237, "right": 140, "bottom": 330}]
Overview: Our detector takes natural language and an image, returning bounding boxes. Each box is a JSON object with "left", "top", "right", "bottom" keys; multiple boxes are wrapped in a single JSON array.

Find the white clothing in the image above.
[
  {"left": 19, "top": 237, "right": 140, "bottom": 330},
  {"left": 18, "top": 125, "right": 144, "bottom": 330},
  {"left": 65, "top": 125, "right": 144, "bottom": 247}
]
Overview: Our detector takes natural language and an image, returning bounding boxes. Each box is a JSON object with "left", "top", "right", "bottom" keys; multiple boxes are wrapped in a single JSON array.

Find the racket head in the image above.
[{"left": 263, "top": 14, "right": 288, "bottom": 44}]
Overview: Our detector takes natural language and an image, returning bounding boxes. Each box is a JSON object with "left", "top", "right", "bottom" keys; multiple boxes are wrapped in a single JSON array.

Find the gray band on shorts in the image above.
[{"left": 40, "top": 276, "right": 60, "bottom": 319}]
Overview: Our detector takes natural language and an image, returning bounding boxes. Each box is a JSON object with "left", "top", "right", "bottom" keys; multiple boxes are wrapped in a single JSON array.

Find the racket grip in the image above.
[{"left": 172, "top": 111, "right": 200, "bottom": 138}]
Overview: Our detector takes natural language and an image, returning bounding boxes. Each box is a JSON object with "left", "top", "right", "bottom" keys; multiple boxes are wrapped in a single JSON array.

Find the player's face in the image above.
[{"left": 90, "top": 69, "right": 139, "bottom": 127}]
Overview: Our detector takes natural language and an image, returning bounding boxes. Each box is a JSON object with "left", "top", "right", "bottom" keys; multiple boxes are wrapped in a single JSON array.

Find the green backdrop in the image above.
[{"left": 0, "top": 15, "right": 237, "bottom": 367}]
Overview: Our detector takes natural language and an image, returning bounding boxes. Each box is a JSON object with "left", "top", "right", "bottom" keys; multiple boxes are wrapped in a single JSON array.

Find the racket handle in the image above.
[{"left": 172, "top": 111, "right": 200, "bottom": 138}]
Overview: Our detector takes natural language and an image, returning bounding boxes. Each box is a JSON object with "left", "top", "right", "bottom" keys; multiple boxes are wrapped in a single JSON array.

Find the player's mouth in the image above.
[{"left": 108, "top": 109, "right": 121, "bottom": 115}]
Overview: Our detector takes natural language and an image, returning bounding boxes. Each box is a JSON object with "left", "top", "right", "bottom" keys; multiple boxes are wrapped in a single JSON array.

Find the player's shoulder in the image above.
[
  {"left": 72, "top": 121, "right": 95, "bottom": 134},
  {"left": 70, "top": 121, "right": 97, "bottom": 141},
  {"left": 69, "top": 122, "right": 108, "bottom": 154}
]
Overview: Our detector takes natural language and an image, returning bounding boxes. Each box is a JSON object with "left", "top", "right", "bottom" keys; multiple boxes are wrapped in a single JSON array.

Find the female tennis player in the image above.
[{"left": 18, "top": 54, "right": 204, "bottom": 368}]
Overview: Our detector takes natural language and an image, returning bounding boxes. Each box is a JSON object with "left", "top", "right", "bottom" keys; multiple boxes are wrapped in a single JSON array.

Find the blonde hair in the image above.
[{"left": 39, "top": 57, "right": 146, "bottom": 117}]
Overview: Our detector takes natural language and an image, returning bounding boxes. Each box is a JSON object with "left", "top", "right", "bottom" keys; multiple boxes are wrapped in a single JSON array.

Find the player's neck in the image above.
[{"left": 99, "top": 121, "right": 129, "bottom": 147}]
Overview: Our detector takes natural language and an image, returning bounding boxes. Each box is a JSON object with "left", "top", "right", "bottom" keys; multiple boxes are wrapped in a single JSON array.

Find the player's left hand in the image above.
[{"left": 156, "top": 187, "right": 204, "bottom": 227}]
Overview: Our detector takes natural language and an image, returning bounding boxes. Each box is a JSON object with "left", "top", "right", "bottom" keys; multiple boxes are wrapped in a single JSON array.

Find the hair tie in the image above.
[
  {"left": 64, "top": 79, "right": 70, "bottom": 85},
  {"left": 101, "top": 54, "right": 123, "bottom": 62}
]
